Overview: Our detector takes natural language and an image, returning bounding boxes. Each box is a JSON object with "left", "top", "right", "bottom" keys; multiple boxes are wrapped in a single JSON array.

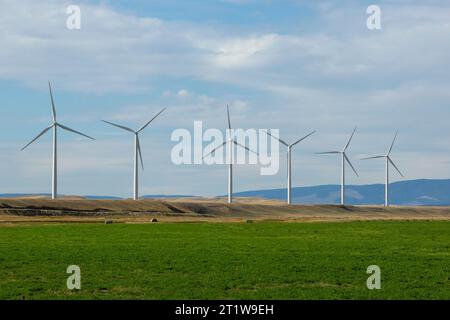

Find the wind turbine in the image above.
[
  {"left": 21, "top": 81, "right": 95, "bottom": 200},
  {"left": 361, "top": 132, "right": 404, "bottom": 207},
  {"left": 317, "top": 127, "right": 359, "bottom": 205},
  {"left": 102, "top": 108, "right": 166, "bottom": 200},
  {"left": 203, "top": 105, "right": 258, "bottom": 204},
  {"left": 264, "top": 130, "right": 316, "bottom": 205}
]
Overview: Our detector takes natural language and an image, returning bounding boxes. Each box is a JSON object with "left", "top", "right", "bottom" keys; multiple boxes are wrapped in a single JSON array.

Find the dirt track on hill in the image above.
[{"left": 0, "top": 197, "right": 449, "bottom": 224}]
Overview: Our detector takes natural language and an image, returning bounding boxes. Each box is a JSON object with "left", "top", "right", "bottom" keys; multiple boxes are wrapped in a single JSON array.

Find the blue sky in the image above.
[{"left": 0, "top": 0, "right": 449, "bottom": 197}]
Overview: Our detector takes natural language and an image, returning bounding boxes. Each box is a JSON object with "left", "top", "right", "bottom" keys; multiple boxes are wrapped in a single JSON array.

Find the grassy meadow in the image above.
[{"left": 0, "top": 221, "right": 449, "bottom": 299}]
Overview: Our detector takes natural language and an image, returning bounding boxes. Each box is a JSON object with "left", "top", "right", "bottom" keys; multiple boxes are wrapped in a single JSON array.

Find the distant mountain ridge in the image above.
[
  {"left": 0, "top": 194, "right": 193, "bottom": 200},
  {"left": 1, "top": 179, "right": 449, "bottom": 206},
  {"left": 234, "top": 179, "right": 450, "bottom": 206}
]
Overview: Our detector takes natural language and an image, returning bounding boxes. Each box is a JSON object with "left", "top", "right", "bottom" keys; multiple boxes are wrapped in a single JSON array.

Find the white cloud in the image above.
[
  {"left": 177, "top": 89, "right": 190, "bottom": 98},
  {"left": 0, "top": 0, "right": 449, "bottom": 196},
  {"left": 205, "top": 34, "right": 279, "bottom": 69},
  {"left": 2, "top": 0, "right": 450, "bottom": 96}
]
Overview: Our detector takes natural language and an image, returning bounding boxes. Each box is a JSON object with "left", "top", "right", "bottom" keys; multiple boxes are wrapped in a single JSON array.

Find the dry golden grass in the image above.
[{"left": 0, "top": 196, "right": 449, "bottom": 224}]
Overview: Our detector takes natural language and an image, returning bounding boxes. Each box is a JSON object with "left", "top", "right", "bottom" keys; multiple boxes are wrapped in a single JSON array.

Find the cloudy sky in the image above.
[{"left": 0, "top": 0, "right": 449, "bottom": 197}]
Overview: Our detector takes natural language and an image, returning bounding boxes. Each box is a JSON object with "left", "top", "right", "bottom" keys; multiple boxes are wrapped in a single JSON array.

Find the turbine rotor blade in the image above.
[
  {"left": 316, "top": 151, "right": 341, "bottom": 154},
  {"left": 361, "top": 155, "right": 385, "bottom": 160},
  {"left": 291, "top": 130, "right": 316, "bottom": 147},
  {"left": 343, "top": 126, "right": 357, "bottom": 151},
  {"left": 48, "top": 81, "right": 57, "bottom": 123},
  {"left": 388, "top": 131, "right": 398, "bottom": 155},
  {"left": 227, "top": 104, "right": 232, "bottom": 130},
  {"left": 203, "top": 141, "right": 228, "bottom": 159},
  {"left": 233, "top": 140, "right": 259, "bottom": 155},
  {"left": 138, "top": 107, "right": 166, "bottom": 133},
  {"left": 344, "top": 153, "right": 359, "bottom": 177},
  {"left": 388, "top": 157, "right": 404, "bottom": 178},
  {"left": 136, "top": 136, "right": 144, "bottom": 170},
  {"left": 57, "top": 123, "right": 95, "bottom": 140},
  {"left": 263, "top": 130, "right": 288, "bottom": 147},
  {"left": 102, "top": 120, "right": 135, "bottom": 133},
  {"left": 21, "top": 125, "right": 54, "bottom": 151}
]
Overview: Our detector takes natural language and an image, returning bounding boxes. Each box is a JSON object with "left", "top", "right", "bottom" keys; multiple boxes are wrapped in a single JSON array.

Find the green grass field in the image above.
[{"left": 0, "top": 221, "right": 449, "bottom": 300}]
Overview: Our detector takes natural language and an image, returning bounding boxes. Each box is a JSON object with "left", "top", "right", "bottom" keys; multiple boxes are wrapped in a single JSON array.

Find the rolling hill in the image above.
[
  {"left": 234, "top": 179, "right": 450, "bottom": 206},
  {"left": 1, "top": 179, "right": 449, "bottom": 206}
]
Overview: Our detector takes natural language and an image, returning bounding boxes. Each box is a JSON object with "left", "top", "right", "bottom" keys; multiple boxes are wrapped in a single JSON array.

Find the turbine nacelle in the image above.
[
  {"left": 101, "top": 108, "right": 166, "bottom": 171},
  {"left": 203, "top": 105, "right": 259, "bottom": 160},
  {"left": 361, "top": 131, "right": 404, "bottom": 178},
  {"left": 316, "top": 127, "right": 359, "bottom": 177},
  {"left": 21, "top": 82, "right": 95, "bottom": 151},
  {"left": 264, "top": 130, "right": 316, "bottom": 149}
]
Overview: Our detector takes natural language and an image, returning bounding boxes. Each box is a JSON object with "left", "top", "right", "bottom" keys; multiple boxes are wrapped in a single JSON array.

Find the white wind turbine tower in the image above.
[
  {"left": 21, "top": 81, "right": 95, "bottom": 200},
  {"left": 317, "top": 127, "right": 359, "bottom": 205},
  {"left": 264, "top": 130, "right": 316, "bottom": 205},
  {"left": 203, "top": 105, "right": 258, "bottom": 204},
  {"left": 361, "top": 132, "right": 404, "bottom": 207},
  {"left": 102, "top": 108, "right": 166, "bottom": 200}
]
